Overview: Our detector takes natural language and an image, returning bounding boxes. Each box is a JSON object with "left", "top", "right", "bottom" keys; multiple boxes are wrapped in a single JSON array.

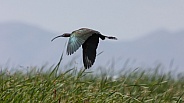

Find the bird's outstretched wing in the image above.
[
  {"left": 82, "top": 34, "right": 99, "bottom": 69},
  {"left": 67, "top": 28, "right": 99, "bottom": 55},
  {"left": 67, "top": 35, "right": 86, "bottom": 55}
]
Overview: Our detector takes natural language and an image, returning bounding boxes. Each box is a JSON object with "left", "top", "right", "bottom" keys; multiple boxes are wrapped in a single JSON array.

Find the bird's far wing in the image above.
[
  {"left": 82, "top": 34, "right": 99, "bottom": 69},
  {"left": 67, "top": 35, "right": 86, "bottom": 55}
]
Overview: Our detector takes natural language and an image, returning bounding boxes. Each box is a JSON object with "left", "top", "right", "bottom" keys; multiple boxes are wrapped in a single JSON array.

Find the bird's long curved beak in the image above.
[{"left": 51, "top": 35, "right": 63, "bottom": 42}]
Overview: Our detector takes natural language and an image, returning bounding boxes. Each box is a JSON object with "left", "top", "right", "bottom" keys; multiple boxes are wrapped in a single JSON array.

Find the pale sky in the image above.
[{"left": 0, "top": 0, "right": 184, "bottom": 40}]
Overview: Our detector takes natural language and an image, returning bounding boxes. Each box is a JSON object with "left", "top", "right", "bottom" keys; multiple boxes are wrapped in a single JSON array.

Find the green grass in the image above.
[{"left": 0, "top": 65, "right": 184, "bottom": 103}]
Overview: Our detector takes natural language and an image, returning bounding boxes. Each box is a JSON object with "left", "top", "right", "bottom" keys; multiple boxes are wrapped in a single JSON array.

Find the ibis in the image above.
[{"left": 52, "top": 28, "right": 117, "bottom": 69}]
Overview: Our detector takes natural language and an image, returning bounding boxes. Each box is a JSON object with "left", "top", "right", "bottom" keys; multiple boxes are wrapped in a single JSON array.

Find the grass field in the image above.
[{"left": 0, "top": 64, "right": 184, "bottom": 103}]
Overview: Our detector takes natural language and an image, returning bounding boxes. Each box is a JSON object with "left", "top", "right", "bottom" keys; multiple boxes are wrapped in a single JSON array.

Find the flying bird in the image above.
[{"left": 51, "top": 28, "right": 117, "bottom": 69}]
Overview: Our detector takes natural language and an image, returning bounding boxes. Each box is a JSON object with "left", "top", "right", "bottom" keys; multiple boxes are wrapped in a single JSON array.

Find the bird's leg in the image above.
[
  {"left": 99, "top": 34, "right": 117, "bottom": 40},
  {"left": 105, "top": 36, "right": 118, "bottom": 40}
]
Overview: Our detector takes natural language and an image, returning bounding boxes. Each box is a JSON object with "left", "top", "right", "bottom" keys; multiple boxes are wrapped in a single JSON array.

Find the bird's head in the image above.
[{"left": 51, "top": 33, "right": 71, "bottom": 41}]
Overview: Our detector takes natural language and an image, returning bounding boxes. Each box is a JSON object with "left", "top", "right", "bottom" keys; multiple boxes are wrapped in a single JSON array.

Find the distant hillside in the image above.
[
  {"left": 0, "top": 22, "right": 61, "bottom": 66},
  {"left": 98, "top": 30, "right": 184, "bottom": 73},
  {"left": 0, "top": 22, "right": 183, "bottom": 73}
]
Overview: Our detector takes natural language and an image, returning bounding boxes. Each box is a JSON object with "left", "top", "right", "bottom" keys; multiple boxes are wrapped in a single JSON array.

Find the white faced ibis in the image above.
[{"left": 52, "top": 28, "right": 117, "bottom": 69}]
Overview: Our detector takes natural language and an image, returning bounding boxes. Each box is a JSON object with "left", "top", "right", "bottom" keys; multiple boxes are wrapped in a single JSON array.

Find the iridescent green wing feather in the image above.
[
  {"left": 67, "top": 34, "right": 86, "bottom": 55},
  {"left": 67, "top": 28, "right": 98, "bottom": 55}
]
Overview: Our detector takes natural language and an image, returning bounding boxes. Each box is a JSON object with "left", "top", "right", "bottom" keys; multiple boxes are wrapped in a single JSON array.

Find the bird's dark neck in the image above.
[{"left": 63, "top": 33, "right": 71, "bottom": 37}]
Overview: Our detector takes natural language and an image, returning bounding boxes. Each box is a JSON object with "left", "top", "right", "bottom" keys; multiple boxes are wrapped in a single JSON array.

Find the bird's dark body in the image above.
[{"left": 52, "top": 28, "right": 117, "bottom": 69}]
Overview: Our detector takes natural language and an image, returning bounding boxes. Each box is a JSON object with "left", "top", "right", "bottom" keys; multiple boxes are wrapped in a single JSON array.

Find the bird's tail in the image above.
[{"left": 106, "top": 36, "right": 118, "bottom": 40}]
